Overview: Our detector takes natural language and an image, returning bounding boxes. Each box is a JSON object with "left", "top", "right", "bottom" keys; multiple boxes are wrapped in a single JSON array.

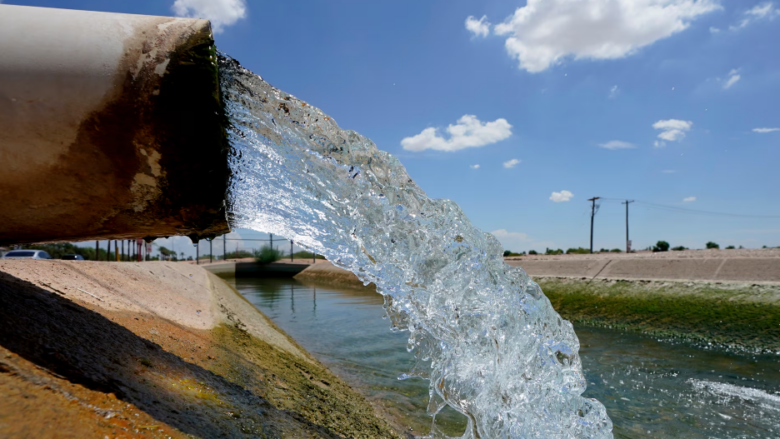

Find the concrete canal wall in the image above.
[
  {"left": 506, "top": 251, "right": 780, "bottom": 284},
  {"left": 0, "top": 260, "right": 400, "bottom": 438}
]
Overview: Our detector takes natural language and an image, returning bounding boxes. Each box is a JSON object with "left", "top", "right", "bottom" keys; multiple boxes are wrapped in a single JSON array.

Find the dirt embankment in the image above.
[{"left": 0, "top": 260, "right": 401, "bottom": 439}]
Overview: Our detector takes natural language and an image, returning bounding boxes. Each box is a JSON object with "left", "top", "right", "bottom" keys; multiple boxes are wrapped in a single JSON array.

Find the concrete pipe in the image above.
[{"left": 0, "top": 5, "right": 231, "bottom": 246}]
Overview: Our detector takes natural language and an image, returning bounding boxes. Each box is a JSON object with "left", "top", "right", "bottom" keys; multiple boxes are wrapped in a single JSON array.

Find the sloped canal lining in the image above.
[{"left": 226, "top": 277, "right": 780, "bottom": 439}]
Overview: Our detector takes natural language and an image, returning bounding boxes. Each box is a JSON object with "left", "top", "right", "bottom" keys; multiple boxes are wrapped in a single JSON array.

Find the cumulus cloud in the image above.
[
  {"left": 653, "top": 119, "right": 693, "bottom": 143},
  {"left": 503, "top": 158, "right": 521, "bottom": 169},
  {"left": 401, "top": 115, "right": 512, "bottom": 152},
  {"left": 465, "top": 15, "right": 491, "bottom": 38},
  {"left": 470, "top": 164, "right": 481, "bottom": 169},
  {"left": 599, "top": 140, "right": 636, "bottom": 150},
  {"left": 550, "top": 190, "right": 574, "bottom": 203},
  {"left": 723, "top": 69, "right": 741, "bottom": 89},
  {"left": 753, "top": 127, "right": 780, "bottom": 133},
  {"left": 172, "top": 0, "right": 247, "bottom": 33},
  {"left": 730, "top": 2, "right": 780, "bottom": 30},
  {"left": 709, "top": 26, "right": 721, "bottom": 33},
  {"left": 491, "top": 0, "right": 720, "bottom": 73},
  {"left": 683, "top": 196, "right": 696, "bottom": 203}
]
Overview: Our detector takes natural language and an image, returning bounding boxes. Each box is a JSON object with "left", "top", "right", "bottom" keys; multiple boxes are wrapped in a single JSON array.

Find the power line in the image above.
[{"left": 599, "top": 198, "right": 780, "bottom": 219}]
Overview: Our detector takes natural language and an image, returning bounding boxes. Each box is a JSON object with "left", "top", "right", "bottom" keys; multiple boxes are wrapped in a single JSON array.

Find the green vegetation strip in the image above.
[{"left": 538, "top": 278, "right": 780, "bottom": 353}]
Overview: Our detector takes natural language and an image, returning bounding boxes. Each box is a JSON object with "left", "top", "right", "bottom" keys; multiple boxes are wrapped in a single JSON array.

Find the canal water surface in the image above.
[{"left": 226, "top": 277, "right": 780, "bottom": 438}]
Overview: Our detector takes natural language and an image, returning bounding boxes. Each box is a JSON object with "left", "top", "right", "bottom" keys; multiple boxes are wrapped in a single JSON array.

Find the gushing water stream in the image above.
[{"left": 220, "top": 54, "right": 613, "bottom": 438}]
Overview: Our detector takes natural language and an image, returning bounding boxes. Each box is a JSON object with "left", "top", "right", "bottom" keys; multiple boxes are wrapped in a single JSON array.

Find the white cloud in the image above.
[
  {"left": 730, "top": 2, "right": 780, "bottom": 30},
  {"left": 503, "top": 158, "right": 521, "bottom": 169},
  {"left": 470, "top": 164, "right": 481, "bottom": 169},
  {"left": 466, "top": 15, "right": 491, "bottom": 38},
  {"left": 654, "top": 140, "right": 667, "bottom": 148},
  {"left": 653, "top": 119, "right": 693, "bottom": 143},
  {"left": 683, "top": 196, "right": 696, "bottom": 203},
  {"left": 599, "top": 140, "right": 636, "bottom": 150},
  {"left": 491, "top": 0, "right": 720, "bottom": 73},
  {"left": 172, "top": 0, "right": 247, "bottom": 34},
  {"left": 723, "top": 69, "right": 741, "bottom": 89},
  {"left": 401, "top": 115, "right": 512, "bottom": 152},
  {"left": 709, "top": 26, "right": 721, "bottom": 33},
  {"left": 753, "top": 127, "right": 780, "bottom": 133},
  {"left": 609, "top": 85, "right": 619, "bottom": 99},
  {"left": 550, "top": 190, "right": 574, "bottom": 203}
]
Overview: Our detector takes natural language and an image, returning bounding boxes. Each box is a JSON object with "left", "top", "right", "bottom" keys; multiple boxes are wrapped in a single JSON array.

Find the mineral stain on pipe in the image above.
[{"left": 0, "top": 5, "right": 231, "bottom": 245}]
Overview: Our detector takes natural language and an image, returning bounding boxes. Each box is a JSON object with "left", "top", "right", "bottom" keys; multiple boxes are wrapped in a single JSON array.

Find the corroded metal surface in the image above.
[{"left": 0, "top": 6, "right": 230, "bottom": 245}]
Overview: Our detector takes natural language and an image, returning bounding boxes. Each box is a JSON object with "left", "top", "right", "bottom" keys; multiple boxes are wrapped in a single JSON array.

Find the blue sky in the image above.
[{"left": 10, "top": 0, "right": 780, "bottom": 256}]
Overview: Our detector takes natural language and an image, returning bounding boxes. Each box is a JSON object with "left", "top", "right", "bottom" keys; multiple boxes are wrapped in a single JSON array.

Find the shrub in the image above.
[
  {"left": 610, "top": 248, "right": 623, "bottom": 253},
  {"left": 545, "top": 248, "right": 564, "bottom": 255},
  {"left": 671, "top": 246, "right": 688, "bottom": 251},
  {"left": 254, "top": 245, "right": 284, "bottom": 264},
  {"left": 566, "top": 247, "right": 590, "bottom": 255},
  {"left": 725, "top": 245, "right": 735, "bottom": 250},
  {"left": 652, "top": 241, "right": 670, "bottom": 252},
  {"left": 528, "top": 250, "right": 538, "bottom": 255},
  {"left": 706, "top": 241, "right": 720, "bottom": 249}
]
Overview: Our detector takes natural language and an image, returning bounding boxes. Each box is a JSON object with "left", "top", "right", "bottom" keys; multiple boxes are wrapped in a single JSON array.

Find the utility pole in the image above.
[
  {"left": 223, "top": 234, "right": 226, "bottom": 261},
  {"left": 622, "top": 200, "right": 634, "bottom": 253},
  {"left": 588, "top": 197, "right": 601, "bottom": 254},
  {"left": 269, "top": 233, "right": 273, "bottom": 250},
  {"left": 290, "top": 240, "right": 294, "bottom": 262},
  {"left": 95, "top": 240, "right": 99, "bottom": 261},
  {"left": 209, "top": 239, "right": 213, "bottom": 264}
]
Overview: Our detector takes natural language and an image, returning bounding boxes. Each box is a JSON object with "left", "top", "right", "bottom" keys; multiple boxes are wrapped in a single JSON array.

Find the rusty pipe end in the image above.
[{"left": 0, "top": 6, "right": 232, "bottom": 245}]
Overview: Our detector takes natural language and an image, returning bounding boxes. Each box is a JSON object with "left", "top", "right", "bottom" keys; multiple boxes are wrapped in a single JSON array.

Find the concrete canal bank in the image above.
[{"left": 0, "top": 260, "right": 400, "bottom": 439}]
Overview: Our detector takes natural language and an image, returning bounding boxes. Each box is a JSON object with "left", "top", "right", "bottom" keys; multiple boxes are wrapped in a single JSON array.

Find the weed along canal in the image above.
[{"left": 227, "top": 276, "right": 780, "bottom": 439}]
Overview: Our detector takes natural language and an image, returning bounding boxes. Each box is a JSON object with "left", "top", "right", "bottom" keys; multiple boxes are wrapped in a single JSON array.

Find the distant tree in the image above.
[
  {"left": 157, "top": 246, "right": 174, "bottom": 260},
  {"left": 706, "top": 241, "right": 720, "bottom": 249},
  {"left": 566, "top": 247, "right": 590, "bottom": 255},
  {"left": 725, "top": 245, "right": 735, "bottom": 250},
  {"left": 254, "top": 245, "right": 284, "bottom": 264},
  {"left": 652, "top": 241, "right": 670, "bottom": 252},
  {"left": 671, "top": 245, "right": 688, "bottom": 251},
  {"left": 503, "top": 250, "right": 511, "bottom": 257},
  {"left": 545, "top": 248, "right": 564, "bottom": 255},
  {"left": 528, "top": 250, "right": 538, "bottom": 255},
  {"left": 610, "top": 248, "right": 623, "bottom": 253}
]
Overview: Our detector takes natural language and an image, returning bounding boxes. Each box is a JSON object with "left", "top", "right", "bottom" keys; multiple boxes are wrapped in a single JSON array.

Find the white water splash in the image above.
[{"left": 220, "top": 54, "right": 612, "bottom": 438}]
